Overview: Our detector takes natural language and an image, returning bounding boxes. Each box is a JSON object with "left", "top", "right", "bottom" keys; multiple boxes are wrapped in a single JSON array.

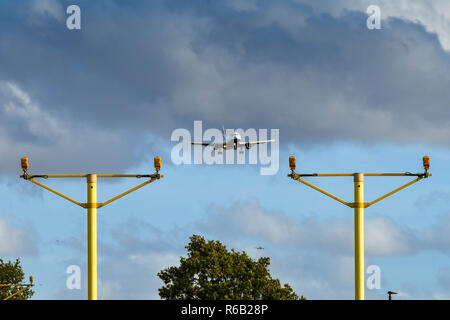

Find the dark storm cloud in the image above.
[
  {"left": 1, "top": 0, "right": 449, "bottom": 173},
  {"left": 0, "top": 80, "right": 135, "bottom": 174}
]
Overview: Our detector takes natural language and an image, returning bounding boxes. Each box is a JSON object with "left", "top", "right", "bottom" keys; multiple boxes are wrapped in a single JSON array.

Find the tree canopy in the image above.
[
  {"left": 158, "top": 235, "right": 304, "bottom": 300},
  {"left": 0, "top": 258, "right": 34, "bottom": 300}
]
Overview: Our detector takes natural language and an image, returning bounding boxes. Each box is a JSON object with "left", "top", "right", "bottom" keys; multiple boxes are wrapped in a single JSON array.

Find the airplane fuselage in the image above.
[
  {"left": 221, "top": 132, "right": 242, "bottom": 150},
  {"left": 192, "top": 128, "right": 274, "bottom": 152}
]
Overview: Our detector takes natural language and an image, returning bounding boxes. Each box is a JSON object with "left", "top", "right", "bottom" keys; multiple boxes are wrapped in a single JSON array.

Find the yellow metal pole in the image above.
[
  {"left": 354, "top": 173, "right": 364, "bottom": 300},
  {"left": 3, "top": 286, "right": 29, "bottom": 300},
  {"left": 20, "top": 157, "right": 164, "bottom": 300},
  {"left": 87, "top": 174, "right": 98, "bottom": 300},
  {"left": 289, "top": 156, "right": 431, "bottom": 300}
]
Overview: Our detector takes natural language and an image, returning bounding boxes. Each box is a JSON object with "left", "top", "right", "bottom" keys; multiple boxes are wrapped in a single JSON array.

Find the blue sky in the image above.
[{"left": 1, "top": 0, "right": 450, "bottom": 300}]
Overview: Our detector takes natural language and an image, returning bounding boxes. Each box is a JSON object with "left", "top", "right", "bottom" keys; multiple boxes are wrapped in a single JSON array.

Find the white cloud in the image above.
[
  {"left": 296, "top": 0, "right": 450, "bottom": 51},
  {"left": 98, "top": 279, "right": 121, "bottom": 300},
  {"left": 96, "top": 252, "right": 186, "bottom": 299},
  {"left": 30, "top": 0, "right": 64, "bottom": 22},
  {"left": 202, "top": 201, "right": 417, "bottom": 256},
  {"left": 365, "top": 215, "right": 416, "bottom": 256},
  {"left": 0, "top": 216, "right": 37, "bottom": 256},
  {"left": 420, "top": 213, "right": 450, "bottom": 252},
  {"left": 94, "top": 222, "right": 185, "bottom": 299},
  {"left": 230, "top": 203, "right": 302, "bottom": 245},
  {"left": 48, "top": 203, "right": 450, "bottom": 300},
  {"left": 432, "top": 292, "right": 450, "bottom": 300}
]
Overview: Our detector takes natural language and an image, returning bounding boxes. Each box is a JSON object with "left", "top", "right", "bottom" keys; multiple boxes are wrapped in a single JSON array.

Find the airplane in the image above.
[
  {"left": 255, "top": 246, "right": 264, "bottom": 250},
  {"left": 192, "top": 127, "right": 275, "bottom": 154}
]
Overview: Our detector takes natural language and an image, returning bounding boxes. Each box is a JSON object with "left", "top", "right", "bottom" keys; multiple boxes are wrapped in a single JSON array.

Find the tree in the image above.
[
  {"left": 0, "top": 258, "right": 34, "bottom": 300},
  {"left": 158, "top": 235, "right": 305, "bottom": 300}
]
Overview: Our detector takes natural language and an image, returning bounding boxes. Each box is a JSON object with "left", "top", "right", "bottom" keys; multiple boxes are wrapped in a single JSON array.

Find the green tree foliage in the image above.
[
  {"left": 0, "top": 258, "right": 34, "bottom": 300},
  {"left": 158, "top": 235, "right": 305, "bottom": 300}
]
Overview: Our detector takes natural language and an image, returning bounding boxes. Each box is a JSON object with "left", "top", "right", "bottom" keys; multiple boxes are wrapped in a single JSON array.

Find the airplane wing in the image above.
[
  {"left": 192, "top": 142, "right": 226, "bottom": 149},
  {"left": 238, "top": 139, "right": 275, "bottom": 146},
  {"left": 191, "top": 142, "right": 213, "bottom": 146}
]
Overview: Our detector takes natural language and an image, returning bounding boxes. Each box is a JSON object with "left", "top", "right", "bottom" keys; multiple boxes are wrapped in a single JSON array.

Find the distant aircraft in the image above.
[
  {"left": 192, "top": 126, "right": 275, "bottom": 154},
  {"left": 256, "top": 246, "right": 264, "bottom": 250}
]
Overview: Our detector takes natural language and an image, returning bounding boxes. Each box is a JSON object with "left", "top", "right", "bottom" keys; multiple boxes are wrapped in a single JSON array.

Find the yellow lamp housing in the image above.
[
  {"left": 289, "top": 156, "right": 296, "bottom": 171},
  {"left": 154, "top": 157, "right": 161, "bottom": 172},
  {"left": 423, "top": 156, "right": 430, "bottom": 171},
  {"left": 21, "top": 157, "right": 29, "bottom": 173},
  {"left": 29, "top": 276, "right": 33, "bottom": 284}
]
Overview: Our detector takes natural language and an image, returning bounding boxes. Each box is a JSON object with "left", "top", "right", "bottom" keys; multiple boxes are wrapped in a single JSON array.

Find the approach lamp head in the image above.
[
  {"left": 423, "top": 156, "right": 430, "bottom": 171},
  {"left": 289, "top": 156, "right": 296, "bottom": 172},
  {"left": 154, "top": 156, "right": 161, "bottom": 172},
  {"left": 21, "top": 157, "right": 29, "bottom": 173}
]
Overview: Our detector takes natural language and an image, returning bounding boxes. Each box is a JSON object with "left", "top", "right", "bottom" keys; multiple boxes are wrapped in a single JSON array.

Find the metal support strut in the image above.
[
  {"left": 19, "top": 157, "right": 164, "bottom": 300},
  {"left": 288, "top": 155, "right": 431, "bottom": 300}
]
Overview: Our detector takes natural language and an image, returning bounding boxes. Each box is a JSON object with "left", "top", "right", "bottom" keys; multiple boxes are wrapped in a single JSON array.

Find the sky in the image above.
[{"left": 1, "top": 0, "right": 450, "bottom": 300}]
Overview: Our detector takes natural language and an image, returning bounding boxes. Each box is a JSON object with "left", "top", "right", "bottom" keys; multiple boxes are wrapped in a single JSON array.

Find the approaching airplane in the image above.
[
  {"left": 256, "top": 246, "right": 264, "bottom": 250},
  {"left": 192, "top": 127, "right": 275, "bottom": 154}
]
